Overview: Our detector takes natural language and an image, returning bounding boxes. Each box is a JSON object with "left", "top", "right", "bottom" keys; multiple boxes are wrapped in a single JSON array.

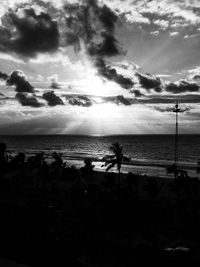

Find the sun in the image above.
[
  {"left": 83, "top": 71, "right": 118, "bottom": 96},
  {"left": 76, "top": 57, "right": 124, "bottom": 97},
  {"left": 82, "top": 102, "right": 122, "bottom": 135},
  {"left": 89, "top": 103, "right": 119, "bottom": 119}
]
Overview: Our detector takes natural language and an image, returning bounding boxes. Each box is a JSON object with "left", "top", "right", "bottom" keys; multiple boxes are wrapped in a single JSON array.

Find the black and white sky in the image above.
[{"left": 0, "top": 0, "right": 200, "bottom": 135}]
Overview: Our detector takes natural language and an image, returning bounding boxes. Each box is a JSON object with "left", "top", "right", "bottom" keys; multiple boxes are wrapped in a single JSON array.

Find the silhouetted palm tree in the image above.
[{"left": 102, "top": 143, "right": 129, "bottom": 187}]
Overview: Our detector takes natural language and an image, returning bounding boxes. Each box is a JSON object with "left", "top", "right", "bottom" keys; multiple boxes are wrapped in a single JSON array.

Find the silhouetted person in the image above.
[
  {"left": 81, "top": 159, "right": 94, "bottom": 194},
  {"left": 81, "top": 159, "right": 94, "bottom": 181}
]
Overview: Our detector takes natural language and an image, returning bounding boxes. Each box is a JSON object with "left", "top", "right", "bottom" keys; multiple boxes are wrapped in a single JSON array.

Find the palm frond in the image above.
[
  {"left": 109, "top": 143, "right": 122, "bottom": 155},
  {"left": 102, "top": 155, "right": 114, "bottom": 161},
  {"left": 109, "top": 146, "right": 117, "bottom": 155},
  {"left": 102, "top": 142, "right": 125, "bottom": 172},
  {"left": 105, "top": 158, "right": 117, "bottom": 166},
  {"left": 106, "top": 162, "right": 116, "bottom": 172}
]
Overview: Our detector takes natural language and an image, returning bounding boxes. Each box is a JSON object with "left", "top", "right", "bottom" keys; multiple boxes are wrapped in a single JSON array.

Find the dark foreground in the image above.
[{"left": 0, "top": 148, "right": 200, "bottom": 266}]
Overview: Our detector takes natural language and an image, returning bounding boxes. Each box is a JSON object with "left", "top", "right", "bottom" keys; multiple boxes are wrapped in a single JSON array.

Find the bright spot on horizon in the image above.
[{"left": 83, "top": 103, "right": 123, "bottom": 135}]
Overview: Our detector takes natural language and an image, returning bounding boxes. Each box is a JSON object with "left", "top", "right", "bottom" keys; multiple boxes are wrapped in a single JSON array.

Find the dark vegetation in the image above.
[{"left": 0, "top": 142, "right": 200, "bottom": 266}]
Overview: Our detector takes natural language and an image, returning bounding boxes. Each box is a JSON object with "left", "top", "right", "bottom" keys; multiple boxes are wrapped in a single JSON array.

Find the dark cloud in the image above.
[
  {"left": 139, "top": 97, "right": 174, "bottom": 104},
  {"left": 98, "top": 4, "right": 118, "bottom": 32},
  {"left": 64, "top": 2, "right": 95, "bottom": 51},
  {"left": 136, "top": 73, "right": 162, "bottom": 91},
  {"left": 7, "top": 70, "right": 34, "bottom": 93},
  {"left": 65, "top": 1, "right": 118, "bottom": 44},
  {"left": 165, "top": 80, "right": 199, "bottom": 94},
  {"left": 132, "top": 90, "right": 144, "bottom": 98},
  {"left": 138, "top": 94, "right": 200, "bottom": 104},
  {"left": 95, "top": 58, "right": 134, "bottom": 89},
  {"left": 154, "top": 105, "right": 191, "bottom": 113},
  {"left": 0, "top": 0, "right": 125, "bottom": 92},
  {"left": 100, "top": 95, "right": 136, "bottom": 105},
  {"left": 49, "top": 74, "right": 61, "bottom": 89},
  {"left": 89, "top": 1, "right": 118, "bottom": 33},
  {"left": 64, "top": 93, "right": 136, "bottom": 106},
  {"left": 153, "top": 106, "right": 175, "bottom": 113},
  {"left": 192, "top": 75, "right": 200, "bottom": 80},
  {"left": 0, "top": 6, "right": 59, "bottom": 57},
  {"left": 64, "top": 1, "right": 120, "bottom": 57},
  {"left": 0, "top": 71, "right": 9, "bottom": 81},
  {"left": 116, "top": 95, "right": 131, "bottom": 105},
  {"left": 16, "top": 92, "right": 43, "bottom": 107},
  {"left": 67, "top": 95, "right": 93, "bottom": 107},
  {"left": 178, "top": 94, "right": 200, "bottom": 103},
  {"left": 165, "top": 83, "right": 180, "bottom": 94},
  {"left": 154, "top": 86, "right": 163, "bottom": 93},
  {"left": 50, "top": 82, "right": 61, "bottom": 89},
  {"left": 0, "top": 92, "right": 5, "bottom": 97},
  {"left": 43, "top": 91, "right": 64, "bottom": 106},
  {"left": 64, "top": 0, "right": 125, "bottom": 89},
  {"left": 87, "top": 2, "right": 122, "bottom": 57},
  {"left": 88, "top": 33, "right": 122, "bottom": 57}
]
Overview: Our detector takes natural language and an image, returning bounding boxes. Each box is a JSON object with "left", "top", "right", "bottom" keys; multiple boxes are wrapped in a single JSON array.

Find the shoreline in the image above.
[{"left": 6, "top": 150, "right": 199, "bottom": 178}]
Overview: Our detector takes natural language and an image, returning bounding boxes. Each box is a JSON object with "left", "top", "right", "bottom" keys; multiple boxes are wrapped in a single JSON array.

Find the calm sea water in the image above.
[{"left": 0, "top": 135, "right": 199, "bottom": 178}]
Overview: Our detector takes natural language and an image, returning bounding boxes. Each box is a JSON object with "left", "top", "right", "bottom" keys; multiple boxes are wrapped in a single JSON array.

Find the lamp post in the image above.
[{"left": 173, "top": 100, "right": 181, "bottom": 178}]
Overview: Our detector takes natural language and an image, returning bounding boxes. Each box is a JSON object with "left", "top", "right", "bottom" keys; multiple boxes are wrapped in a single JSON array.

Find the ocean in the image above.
[{"left": 0, "top": 135, "right": 199, "bottom": 178}]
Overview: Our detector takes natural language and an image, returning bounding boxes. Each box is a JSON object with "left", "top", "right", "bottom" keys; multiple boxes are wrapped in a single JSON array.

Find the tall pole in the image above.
[{"left": 173, "top": 100, "right": 181, "bottom": 178}]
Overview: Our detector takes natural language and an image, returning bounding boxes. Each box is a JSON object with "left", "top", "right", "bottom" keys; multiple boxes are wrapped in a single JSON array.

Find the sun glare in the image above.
[
  {"left": 83, "top": 72, "right": 118, "bottom": 96},
  {"left": 85, "top": 103, "right": 122, "bottom": 135},
  {"left": 77, "top": 58, "right": 124, "bottom": 97},
  {"left": 89, "top": 103, "right": 118, "bottom": 119}
]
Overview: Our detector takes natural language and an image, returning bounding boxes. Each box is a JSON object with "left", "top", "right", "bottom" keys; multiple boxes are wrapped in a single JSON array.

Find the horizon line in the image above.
[{"left": 0, "top": 133, "right": 199, "bottom": 137}]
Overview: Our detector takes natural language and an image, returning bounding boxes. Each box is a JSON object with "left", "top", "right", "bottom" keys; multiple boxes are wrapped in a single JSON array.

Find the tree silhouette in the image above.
[{"left": 102, "top": 143, "right": 129, "bottom": 188}]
